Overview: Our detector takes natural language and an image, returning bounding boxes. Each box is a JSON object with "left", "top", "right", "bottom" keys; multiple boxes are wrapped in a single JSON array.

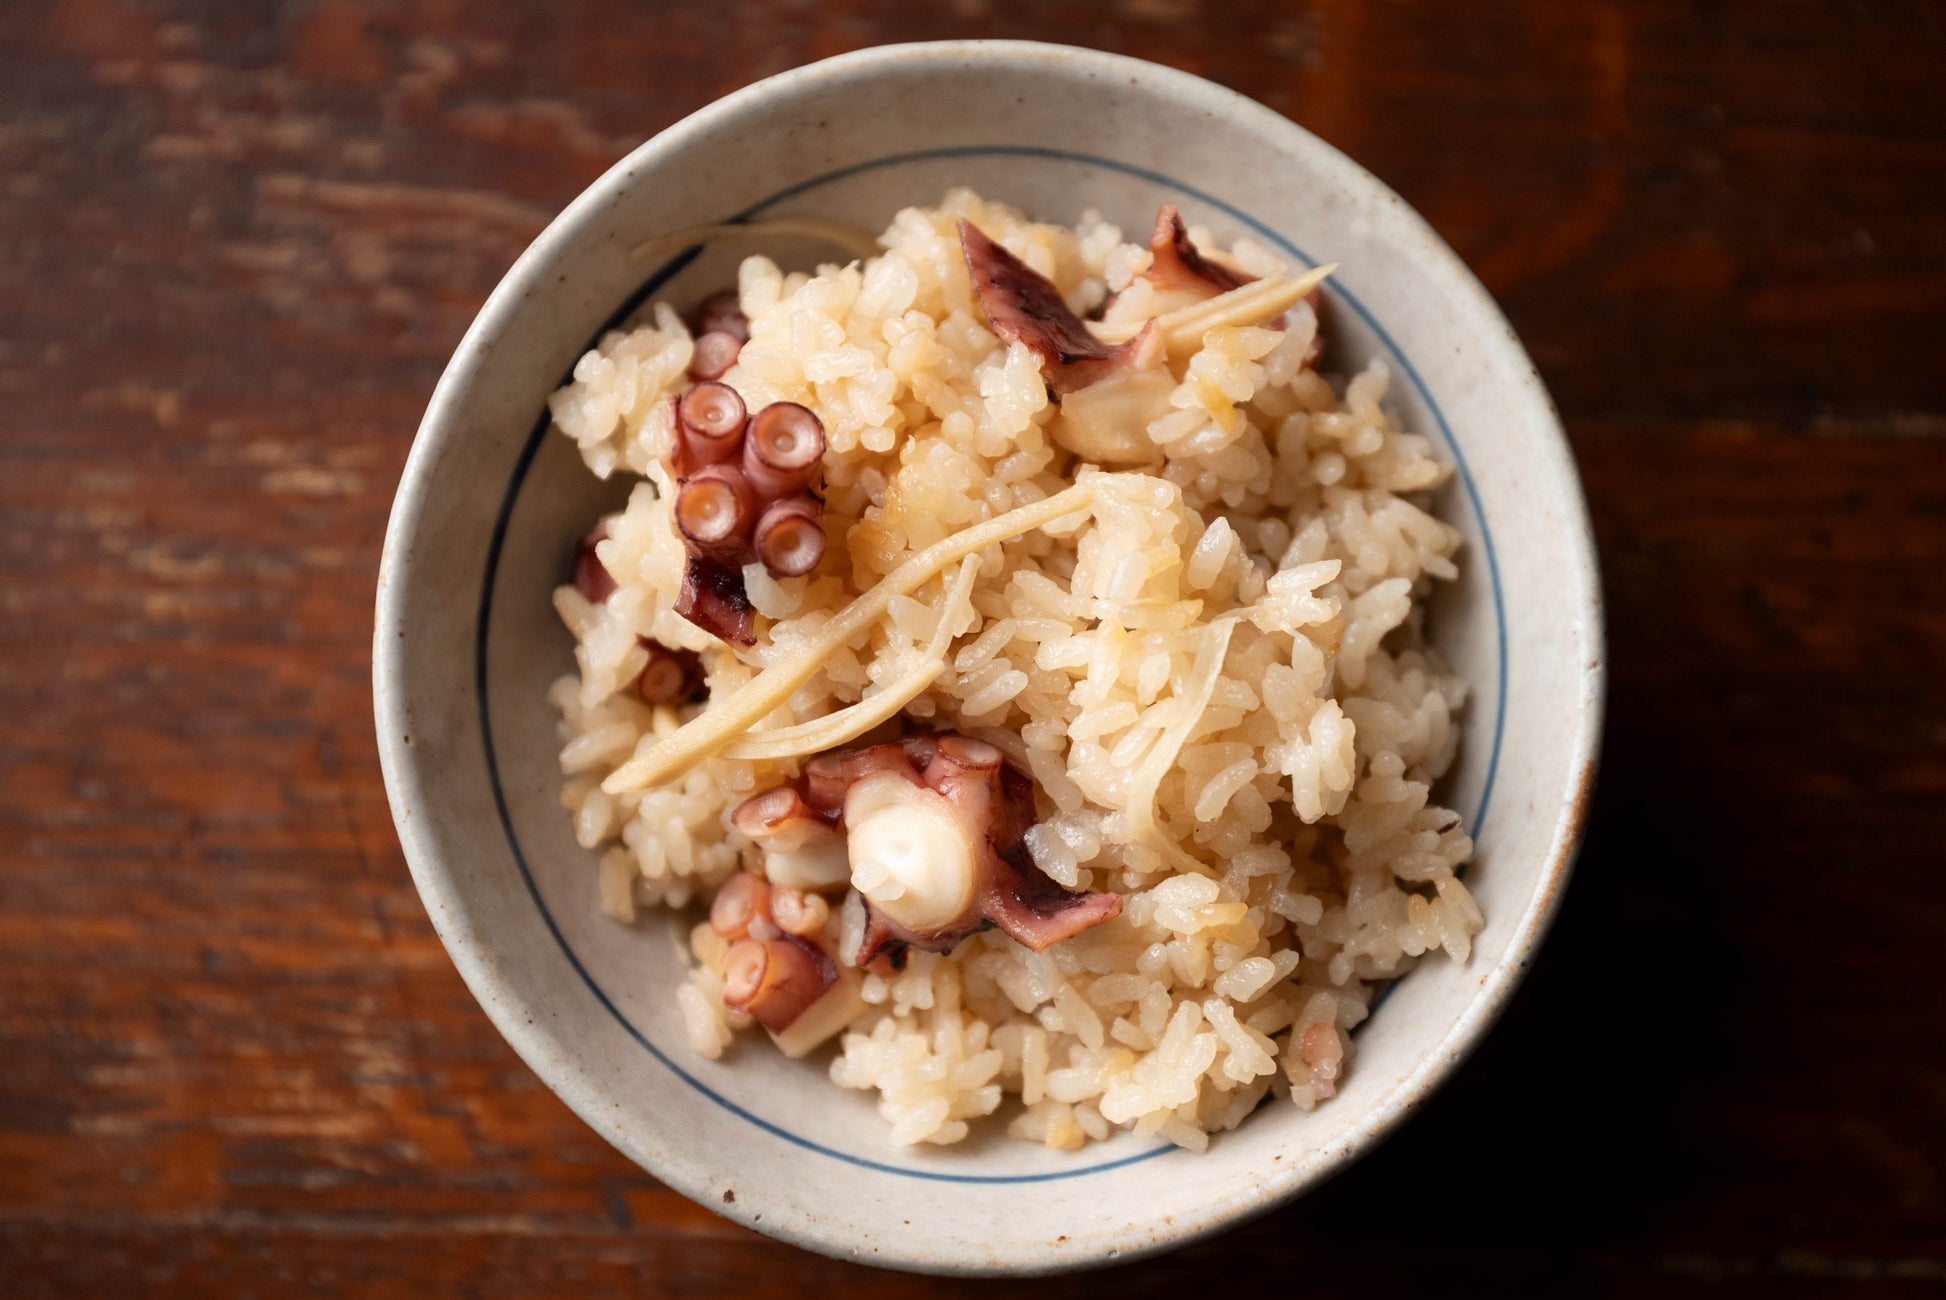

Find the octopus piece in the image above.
[
  {"left": 707, "top": 871, "right": 844, "bottom": 1035},
  {"left": 663, "top": 381, "right": 828, "bottom": 646},
  {"left": 572, "top": 524, "right": 618, "bottom": 603},
  {"left": 693, "top": 289, "right": 750, "bottom": 342},
  {"left": 673, "top": 463, "right": 754, "bottom": 553},
  {"left": 1091, "top": 203, "right": 1252, "bottom": 322},
  {"left": 707, "top": 868, "right": 776, "bottom": 941},
  {"left": 686, "top": 290, "right": 750, "bottom": 382},
  {"left": 1145, "top": 206, "right": 1324, "bottom": 360},
  {"left": 742, "top": 402, "right": 825, "bottom": 498},
  {"left": 568, "top": 525, "right": 702, "bottom": 705},
  {"left": 1099, "top": 206, "right": 1322, "bottom": 363},
  {"left": 721, "top": 934, "right": 837, "bottom": 1034},
  {"left": 671, "top": 382, "right": 748, "bottom": 476},
  {"left": 1143, "top": 203, "right": 1253, "bottom": 299},
  {"left": 729, "top": 734, "right": 1123, "bottom": 968},
  {"left": 634, "top": 638, "right": 703, "bottom": 705},
  {"left": 754, "top": 496, "right": 825, "bottom": 577},
  {"left": 958, "top": 220, "right": 1162, "bottom": 397},
  {"left": 675, "top": 557, "right": 757, "bottom": 647}
]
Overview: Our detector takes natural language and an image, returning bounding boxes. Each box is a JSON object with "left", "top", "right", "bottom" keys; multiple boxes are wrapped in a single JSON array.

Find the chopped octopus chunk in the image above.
[
  {"left": 958, "top": 220, "right": 1162, "bottom": 396},
  {"left": 729, "top": 733, "right": 1123, "bottom": 968}
]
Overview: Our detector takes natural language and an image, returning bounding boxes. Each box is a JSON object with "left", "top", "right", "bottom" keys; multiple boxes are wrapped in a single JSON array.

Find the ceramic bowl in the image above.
[{"left": 375, "top": 40, "right": 1603, "bottom": 1275}]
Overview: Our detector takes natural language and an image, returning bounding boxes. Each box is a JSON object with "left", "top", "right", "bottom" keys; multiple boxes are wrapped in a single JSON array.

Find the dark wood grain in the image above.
[{"left": 3, "top": 1, "right": 1942, "bottom": 1294}]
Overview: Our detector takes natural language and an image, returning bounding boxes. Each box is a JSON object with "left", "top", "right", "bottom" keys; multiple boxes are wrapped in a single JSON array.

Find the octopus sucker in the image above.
[
  {"left": 754, "top": 495, "right": 826, "bottom": 577},
  {"left": 731, "top": 785, "right": 850, "bottom": 891},
  {"left": 675, "top": 382, "right": 748, "bottom": 471},
  {"left": 634, "top": 638, "right": 703, "bottom": 705},
  {"left": 730, "top": 785, "right": 824, "bottom": 844},
  {"left": 708, "top": 870, "right": 774, "bottom": 941},
  {"left": 675, "top": 464, "right": 756, "bottom": 552},
  {"left": 729, "top": 733, "right": 1123, "bottom": 969},
  {"left": 742, "top": 402, "right": 825, "bottom": 497},
  {"left": 958, "top": 219, "right": 1162, "bottom": 396}
]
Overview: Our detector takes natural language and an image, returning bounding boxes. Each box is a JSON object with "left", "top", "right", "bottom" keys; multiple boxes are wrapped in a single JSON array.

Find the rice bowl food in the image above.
[{"left": 545, "top": 189, "right": 1480, "bottom": 1154}]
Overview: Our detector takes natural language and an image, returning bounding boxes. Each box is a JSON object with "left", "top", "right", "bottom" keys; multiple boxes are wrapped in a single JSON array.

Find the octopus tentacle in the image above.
[
  {"left": 709, "top": 870, "right": 844, "bottom": 1034},
  {"left": 733, "top": 784, "right": 850, "bottom": 892},
  {"left": 674, "top": 381, "right": 747, "bottom": 472},
  {"left": 709, "top": 870, "right": 773, "bottom": 941},
  {"left": 981, "top": 848, "right": 1127, "bottom": 952},
  {"left": 659, "top": 346, "right": 831, "bottom": 644},
  {"left": 722, "top": 934, "right": 838, "bottom": 1033}
]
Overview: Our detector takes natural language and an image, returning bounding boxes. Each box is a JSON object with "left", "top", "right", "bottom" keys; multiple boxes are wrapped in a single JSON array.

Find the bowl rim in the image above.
[{"left": 375, "top": 37, "right": 1606, "bottom": 1275}]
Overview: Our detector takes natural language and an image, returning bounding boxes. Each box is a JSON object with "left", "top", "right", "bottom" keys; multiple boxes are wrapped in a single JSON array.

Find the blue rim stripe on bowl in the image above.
[{"left": 475, "top": 146, "right": 1508, "bottom": 1183}]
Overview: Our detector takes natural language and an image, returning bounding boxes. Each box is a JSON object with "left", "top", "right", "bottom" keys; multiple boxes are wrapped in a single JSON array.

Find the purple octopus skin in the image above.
[
  {"left": 676, "top": 555, "right": 759, "bottom": 647},
  {"left": 723, "top": 933, "right": 838, "bottom": 1033},
  {"left": 663, "top": 382, "right": 828, "bottom": 646},
  {"left": 1146, "top": 203, "right": 1253, "bottom": 296},
  {"left": 708, "top": 871, "right": 840, "bottom": 1033},
  {"left": 1098, "top": 204, "right": 1322, "bottom": 358},
  {"left": 572, "top": 524, "right": 618, "bottom": 604},
  {"left": 693, "top": 290, "right": 750, "bottom": 342},
  {"left": 731, "top": 733, "right": 1124, "bottom": 968},
  {"left": 957, "top": 219, "right": 1162, "bottom": 397}
]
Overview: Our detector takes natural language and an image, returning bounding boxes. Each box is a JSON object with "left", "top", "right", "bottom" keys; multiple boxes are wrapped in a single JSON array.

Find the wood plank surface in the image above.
[{"left": 2, "top": 1, "right": 1941, "bottom": 1294}]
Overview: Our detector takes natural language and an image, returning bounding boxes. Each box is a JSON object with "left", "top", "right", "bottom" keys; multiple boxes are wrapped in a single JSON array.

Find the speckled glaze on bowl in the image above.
[{"left": 374, "top": 40, "right": 1603, "bottom": 1276}]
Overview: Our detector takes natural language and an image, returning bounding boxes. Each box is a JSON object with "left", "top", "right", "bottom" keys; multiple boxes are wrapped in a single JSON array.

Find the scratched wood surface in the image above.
[{"left": 3, "top": 1, "right": 1942, "bottom": 1295}]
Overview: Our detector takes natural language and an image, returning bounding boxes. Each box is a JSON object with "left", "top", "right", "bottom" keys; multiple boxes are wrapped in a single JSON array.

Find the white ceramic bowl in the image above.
[{"left": 375, "top": 40, "right": 1603, "bottom": 1275}]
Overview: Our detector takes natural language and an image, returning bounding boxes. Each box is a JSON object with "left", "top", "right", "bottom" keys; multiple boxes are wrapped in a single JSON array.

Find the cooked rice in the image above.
[{"left": 546, "top": 189, "right": 1478, "bottom": 1151}]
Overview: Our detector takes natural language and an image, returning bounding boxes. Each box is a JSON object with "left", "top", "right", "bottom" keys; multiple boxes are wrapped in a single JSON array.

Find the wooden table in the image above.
[{"left": 4, "top": 2, "right": 1942, "bottom": 1294}]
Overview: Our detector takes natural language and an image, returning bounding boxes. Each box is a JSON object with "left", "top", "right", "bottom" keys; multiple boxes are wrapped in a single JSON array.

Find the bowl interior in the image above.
[{"left": 377, "top": 42, "right": 1600, "bottom": 1275}]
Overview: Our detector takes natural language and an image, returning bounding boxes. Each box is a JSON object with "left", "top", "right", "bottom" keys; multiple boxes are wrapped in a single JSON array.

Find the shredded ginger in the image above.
[
  {"left": 1123, "top": 612, "right": 1243, "bottom": 874},
  {"left": 602, "top": 481, "right": 1101, "bottom": 793},
  {"left": 721, "top": 554, "right": 980, "bottom": 762},
  {"left": 1090, "top": 264, "right": 1336, "bottom": 354}
]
